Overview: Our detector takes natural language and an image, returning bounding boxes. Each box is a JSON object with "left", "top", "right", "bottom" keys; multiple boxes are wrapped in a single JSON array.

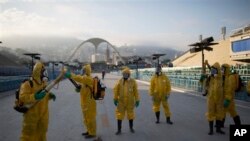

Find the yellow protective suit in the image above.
[
  {"left": 206, "top": 62, "right": 224, "bottom": 121},
  {"left": 71, "top": 64, "right": 96, "bottom": 136},
  {"left": 20, "top": 61, "right": 49, "bottom": 141},
  {"left": 149, "top": 73, "right": 171, "bottom": 117},
  {"left": 222, "top": 64, "right": 238, "bottom": 118},
  {"left": 113, "top": 68, "right": 140, "bottom": 120}
]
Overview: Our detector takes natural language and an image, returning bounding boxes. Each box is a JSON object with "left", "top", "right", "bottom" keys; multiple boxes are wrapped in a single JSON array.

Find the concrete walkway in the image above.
[{"left": 0, "top": 73, "right": 250, "bottom": 141}]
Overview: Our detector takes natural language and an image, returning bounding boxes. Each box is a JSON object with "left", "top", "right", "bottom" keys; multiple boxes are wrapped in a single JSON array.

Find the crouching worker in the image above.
[
  {"left": 20, "top": 61, "right": 56, "bottom": 141},
  {"left": 113, "top": 67, "right": 140, "bottom": 135}
]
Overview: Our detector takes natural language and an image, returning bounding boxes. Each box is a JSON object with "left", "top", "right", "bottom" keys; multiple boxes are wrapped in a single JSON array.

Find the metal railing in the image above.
[
  {"left": 0, "top": 67, "right": 61, "bottom": 92},
  {"left": 128, "top": 66, "right": 250, "bottom": 102}
]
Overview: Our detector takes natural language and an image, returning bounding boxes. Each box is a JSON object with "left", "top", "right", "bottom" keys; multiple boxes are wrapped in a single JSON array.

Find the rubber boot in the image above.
[
  {"left": 155, "top": 111, "right": 160, "bottom": 124},
  {"left": 208, "top": 121, "right": 213, "bottom": 135},
  {"left": 166, "top": 117, "right": 173, "bottom": 125},
  {"left": 85, "top": 134, "right": 96, "bottom": 139},
  {"left": 115, "top": 120, "right": 122, "bottom": 135},
  {"left": 221, "top": 118, "right": 225, "bottom": 128},
  {"left": 82, "top": 132, "right": 89, "bottom": 136},
  {"left": 216, "top": 120, "right": 225, "bottom": 134},
  {"left": 233, "top": 115, "right": 241, "bottom": 125},
  {"left": 129, "top": 120, "right": 135, "bottom": 133},
  {"left": 215, "top": 118, "right": 225, "bottom": 128}
]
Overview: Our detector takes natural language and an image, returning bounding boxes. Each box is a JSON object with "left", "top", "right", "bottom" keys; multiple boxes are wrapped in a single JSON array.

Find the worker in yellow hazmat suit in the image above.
[
  {"left": 149, "top": 66, "right": 173, "bottom": 124},
  {"left": 65, "top": 64, "right": 96, "bottom": 139},
  {"left": 113, "top": 67, "right": 140, "bottom": 135},
  {"left": 221, "top": 64, "right": 241, "bottom": 126},
  {"left": 206, "top": 62, "right": 225, "bottom": 135},
  {"left": 20, "top": 61, "right": 56, "bottom": 141}
]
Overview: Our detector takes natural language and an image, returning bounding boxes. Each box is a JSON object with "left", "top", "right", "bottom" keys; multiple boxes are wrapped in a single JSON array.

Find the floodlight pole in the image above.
[
  {"left": 23, "top": 53, "right": 41, "bottom": 71},
  {"left": 201, "top": 46, "right": 205, "bottom": 74},
  {"left": 152, "top": 53, "right": 165, "bottom": 70},
  {"left": 157, "top": 58, "right": 160, "bottom": 67},
  {"left": 189, "top": 37, "right": 218, "bottom": 74},
  {"left": 136, "top": 61, "right": 139, "bottom": 79},
  {"left": 133, "top": 56, "right": 141, "bottom": 79},
  {"left": 52, "top": 62, "right": 55, "bottom": 80},
  {"left": 199, "top": 35, "right": 205, "bottom": 74}
]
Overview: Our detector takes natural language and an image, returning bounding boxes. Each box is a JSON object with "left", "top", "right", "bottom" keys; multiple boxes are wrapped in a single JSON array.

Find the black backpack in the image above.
[
  {"left": 70, "top": 76, "right": 106, "bottom": 100},
  {"left": 92, "top": 76, "right": 106, "bottom": 100},
  {"left": 14, "top": 79, "right": 33, "bottom": 113}
]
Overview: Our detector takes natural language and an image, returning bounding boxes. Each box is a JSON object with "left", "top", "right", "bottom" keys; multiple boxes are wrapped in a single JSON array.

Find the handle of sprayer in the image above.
[
  {"left": 68, "top": 78, "right": 81, "bottom": 90},
  {"left": 61, "top": 62, "right": 81, "bottom": 90},
  {"left": 45, "top": 64, "right": 65, "bottom": 92}
]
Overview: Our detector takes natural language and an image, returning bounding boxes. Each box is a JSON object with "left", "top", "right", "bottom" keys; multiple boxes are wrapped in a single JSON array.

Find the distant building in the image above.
[
  {"left": 91, "top": 53, "right": 106, "bottom": 63},
  {"left": 172, "top": 24, "right": 250, "bottom": 67}
]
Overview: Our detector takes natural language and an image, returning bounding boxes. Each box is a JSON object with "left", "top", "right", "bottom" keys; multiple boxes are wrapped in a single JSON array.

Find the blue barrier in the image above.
[
  {"left": 0, "top": 76, "right": 29, "bottom": 92},
  {"left": 126, "top": 67, "right": 250, "bottom": 102},
  {"left": 0, "top": 69, "right": 61, "bottom": 92},
  {"left": 0, "top": 66, "right": 31, "bottom": 76}
]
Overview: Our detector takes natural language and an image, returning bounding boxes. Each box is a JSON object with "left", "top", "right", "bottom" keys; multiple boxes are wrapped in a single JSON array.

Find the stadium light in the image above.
[
  {"left": 23, "top": 53, "right": 41, "bottom": 71},
  {"left": 189, "top": 36, "right": 218, "bottom": 74}
]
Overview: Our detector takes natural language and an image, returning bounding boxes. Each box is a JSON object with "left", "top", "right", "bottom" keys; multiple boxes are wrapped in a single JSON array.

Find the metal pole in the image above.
[
  {"left": 136, "top": 61, "right": 139, "bottom": 79},
  {"left": 200, "top": 35, "right": 205, "bottom": 74},
  {"left": 52, "top": 62, "right": 55, "bottom": 80},
  {"left": 31, "top": 56, "right": 34, "bottom": 71},
  {"left": 202, "top": 48, "right": 205, "bottom": 74},
  {"left": 157, "top": 58, "right": 159, "bottom": 67}
]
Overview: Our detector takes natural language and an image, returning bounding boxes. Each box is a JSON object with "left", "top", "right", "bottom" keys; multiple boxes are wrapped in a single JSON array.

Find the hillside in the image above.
[{"left": 1, "top": 35, "right": 183, "bottom": 62}]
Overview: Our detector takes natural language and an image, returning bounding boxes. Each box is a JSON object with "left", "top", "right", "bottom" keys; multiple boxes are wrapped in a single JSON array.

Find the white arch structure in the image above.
[{"left": 67, "top": 38, "right": 125, "bottom": 64}]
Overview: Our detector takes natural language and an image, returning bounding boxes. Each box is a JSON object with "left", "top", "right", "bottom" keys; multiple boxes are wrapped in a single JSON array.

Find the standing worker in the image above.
[
  {"left": 221, "top": 64, "right": 241, "bottom": 126},
  {"left": 149, "top": 66, "right": 173, "bottom": 124},
  {"left": 113, "top": 67, "right": 140, "bottom": 135},
  {"left": 65, "top": 64, "right": 97, "bottom": 139},
  {"left": 20, "top": 61, "right": 56, "bottom": 141},
  {"left": 205, "top": 62, "right": 225, "bottom": 135}
]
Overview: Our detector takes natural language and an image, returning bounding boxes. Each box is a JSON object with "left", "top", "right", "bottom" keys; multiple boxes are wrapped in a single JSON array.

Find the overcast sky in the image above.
[{"left": 0, "top": 0, "right": 250, "bottom": 50}]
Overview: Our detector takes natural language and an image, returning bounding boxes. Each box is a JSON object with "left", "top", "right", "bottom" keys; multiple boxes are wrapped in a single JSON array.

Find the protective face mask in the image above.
[
  {"left": 156, "top": 72, "right": 161, "bottom": 76},
  {"left": 221, "top": 67, "right": 225, "bottom": 75},
  {"left": 81, "top": 69, "right": 85, "bottom": 75},
  {"left": 155, "top": 67, "right": 162, "bottom": 76},
  {"left": 211, "top": 68, "right": 218, "bottom": 77},
  {"left": 123, "top": 73, "right": 129, "bottom": 80},
  {"left": 41, "top": 69, "right": 49, "bottom": 82},
  {"left": 155, "top": 67, "right": 161, "bottom": 75}
]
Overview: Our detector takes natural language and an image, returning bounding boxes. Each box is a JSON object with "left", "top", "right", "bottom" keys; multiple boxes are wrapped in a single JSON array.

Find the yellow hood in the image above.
[
  {"left": 122, "top": 67, "right": 131, "bottom": 74},
  {"left": 212, "top": 62, "right": 221, "bottom": 77},
  {"left": 83, "top": 64, "right": 91, "bottom": 76},
  {"left": 221, "top": 63, "right": 230, "bottom": 76},
  {"left": 32, "top": 61, "right": 45, "bottom": 84}
]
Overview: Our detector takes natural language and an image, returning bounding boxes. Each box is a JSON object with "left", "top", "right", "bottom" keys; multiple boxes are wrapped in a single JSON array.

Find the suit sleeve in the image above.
[
  {"left": 71, "top": 73, "right": 84, "bottom": 83},
  {"left": 113, "top": 80, "right": 120, "bottom": 100},
  {"left": 71, "top": 74, "right": 93, "bottom": 88},
  {"left": 149, "top": 76, "right": 155, "bottom": 96},
  {"left": 165, "top": 76, "right": 171, "bottom": 96}
]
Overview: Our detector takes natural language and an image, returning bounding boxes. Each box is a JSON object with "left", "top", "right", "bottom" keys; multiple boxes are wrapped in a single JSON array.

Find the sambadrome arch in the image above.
[{"left": 67, "top": 38, "right": 125, "bottom": 64}]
